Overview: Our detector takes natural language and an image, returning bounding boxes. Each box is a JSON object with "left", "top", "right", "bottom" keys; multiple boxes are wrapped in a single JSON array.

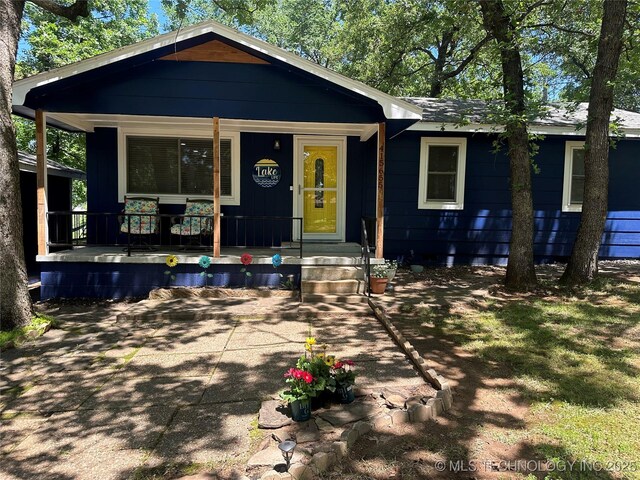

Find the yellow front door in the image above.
[{"left": 303, "top": 145, "right": 338, "bottom": 234}]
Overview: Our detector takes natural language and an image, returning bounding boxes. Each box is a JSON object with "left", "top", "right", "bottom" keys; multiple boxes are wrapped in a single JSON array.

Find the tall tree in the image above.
[
  {"left": 14, "top": 0, "right": 159, "bottom": 208},
  {"left": 1, "top": 0, "right": 89, "bottom": 330},
  {"left": 479, "top": 0, "right": 538, "bottom": 291},
  {"left": 560, "top": 0, "right": 628, "bottom": 285}
]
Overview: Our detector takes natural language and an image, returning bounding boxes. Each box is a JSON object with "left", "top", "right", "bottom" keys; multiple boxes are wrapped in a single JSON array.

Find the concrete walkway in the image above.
[{"left": 0, "top": 296, "right": 423, "bottom": 480}]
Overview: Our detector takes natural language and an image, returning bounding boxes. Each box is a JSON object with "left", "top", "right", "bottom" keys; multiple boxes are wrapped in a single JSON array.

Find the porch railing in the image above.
[
  {"left": 46, "top": 211, "right": 303, "bottom": 258},
  {"left": 361, "top": 217, "right": 372, "bottom": 297}
]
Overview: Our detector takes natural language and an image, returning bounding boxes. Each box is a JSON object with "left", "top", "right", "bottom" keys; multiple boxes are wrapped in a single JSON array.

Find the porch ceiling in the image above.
[{"left": 46, "top": 112, "right": 379, "bottom": 141}]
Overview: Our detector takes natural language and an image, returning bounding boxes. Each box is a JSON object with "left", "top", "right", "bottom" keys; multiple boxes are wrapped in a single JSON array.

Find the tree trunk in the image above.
[
  {"left": 0, "top": 0, "right": 31, "bottom": 330},
  {"left": 560, "top": 0, "right": 627, "bottom": 286},
  {"left": 479, "top": 0, "right": 537, "bottom": 291}
]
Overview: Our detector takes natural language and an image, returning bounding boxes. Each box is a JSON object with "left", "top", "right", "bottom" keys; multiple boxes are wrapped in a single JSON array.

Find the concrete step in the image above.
[
  {"left": 301, "top": 266, "right": 364, "bottom": 281},
  {"left": 292, "top": 242, "right": 362, "bottom": 255},
  {"left": 301, "top": 293, "right": 370, "bottom": 304},
  {"left": 301, "top": 279, "right": 364, "bottom": 295}
]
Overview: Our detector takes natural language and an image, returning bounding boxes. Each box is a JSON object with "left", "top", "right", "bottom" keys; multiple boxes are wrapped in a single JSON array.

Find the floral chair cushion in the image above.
[
  {"left": 120, "top": 198, "right": 159, "bottom": 235},
  {"left": 170, "top": 201, "right": 214, "bottom": 236}
]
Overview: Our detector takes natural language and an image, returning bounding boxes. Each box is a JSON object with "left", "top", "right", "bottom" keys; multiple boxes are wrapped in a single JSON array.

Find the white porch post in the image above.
[
  {"left": 376, "top": 122, "right": 385, "bottom": 258},
  {"left": 213, "top": 117, "right": 221, "bottom": 258},
  {"left": 36, "top": 109, "right": 49, "bottom": 255}
]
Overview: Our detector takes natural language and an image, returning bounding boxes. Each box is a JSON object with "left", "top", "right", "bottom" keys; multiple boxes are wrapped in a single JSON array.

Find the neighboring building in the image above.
[
  {"left": 11, "top": 20, "right": 640, "bottom": 298},
  {"left": 19, "top": 151, "right": 85, "bottom": 274}
]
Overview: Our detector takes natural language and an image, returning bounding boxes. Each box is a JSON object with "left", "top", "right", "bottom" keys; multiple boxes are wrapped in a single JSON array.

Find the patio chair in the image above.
[
  {"left": 119, "top": 196, "right": 160, "bottom": 250},
  {"left": 170, "top": 198, "right": 214, "bottom": 247}
]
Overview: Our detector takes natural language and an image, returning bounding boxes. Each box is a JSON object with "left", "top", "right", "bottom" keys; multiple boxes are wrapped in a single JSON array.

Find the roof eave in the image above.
[{"left": 12, "top": 21, "right": 422, "bottom": 122}]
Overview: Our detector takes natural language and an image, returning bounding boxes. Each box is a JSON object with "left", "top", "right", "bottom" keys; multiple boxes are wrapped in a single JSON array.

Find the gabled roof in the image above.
[
  {"left": 404, "top": 98, "right": 640, "bottom": 136},
  {"left": 18, "top": 151, "right": 86, "bottom": 180},
  {"left": 12, "top": 20, "right": 422, "bottom": 122}
]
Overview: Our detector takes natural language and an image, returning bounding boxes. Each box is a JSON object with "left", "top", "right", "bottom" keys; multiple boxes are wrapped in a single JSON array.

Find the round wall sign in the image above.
[{"left": 252, "top": 158, "right": 281, "bottom": 188}]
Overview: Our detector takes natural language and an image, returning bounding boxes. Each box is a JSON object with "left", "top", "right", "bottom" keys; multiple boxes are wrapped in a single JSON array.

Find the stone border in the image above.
[
  {"left": 368, "top": 298, "right": 454, "bottom": 400},
  {"left": 252, "top": 300, "right": 455, "bottom": 480}
]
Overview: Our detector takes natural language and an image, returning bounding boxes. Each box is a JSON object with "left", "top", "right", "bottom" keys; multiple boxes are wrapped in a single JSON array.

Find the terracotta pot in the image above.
[{"left": 369, "top": 277, "right": 389, "bottom": 294}]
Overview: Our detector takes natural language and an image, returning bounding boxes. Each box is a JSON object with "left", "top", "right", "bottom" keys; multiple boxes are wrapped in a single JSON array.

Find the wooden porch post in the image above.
[
  {"left": 213, "top": 117, "right": 221, "bottom": 257},
  {"left": 375, "top": 122, "right": 385, "bottom": 258},
  {"left": 36, "top": 109, "right": 48, "bottom": 256}
]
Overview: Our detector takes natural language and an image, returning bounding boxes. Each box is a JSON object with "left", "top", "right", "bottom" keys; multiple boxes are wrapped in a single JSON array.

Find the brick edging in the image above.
[{"left": 368, "top": 298, "right": 454, "bottom": 406}]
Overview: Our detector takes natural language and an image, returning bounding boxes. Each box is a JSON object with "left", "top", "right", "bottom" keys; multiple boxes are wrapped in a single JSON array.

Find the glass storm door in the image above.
[{"left": 294, "top": 137, "right": 345, "bottom": 241}]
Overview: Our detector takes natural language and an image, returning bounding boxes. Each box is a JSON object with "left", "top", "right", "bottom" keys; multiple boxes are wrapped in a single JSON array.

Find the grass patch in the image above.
[
  {"left": 431, "top": 281, "right": 640, "bottom": 479},
  {"left": 0, "top": 314, "right": 57, "bottom": 350}
]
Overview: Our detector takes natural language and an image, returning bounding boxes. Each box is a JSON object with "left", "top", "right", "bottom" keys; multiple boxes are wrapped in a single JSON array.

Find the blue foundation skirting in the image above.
[{"left": 40, "top": 262, "right": 300, "bottom": 300}]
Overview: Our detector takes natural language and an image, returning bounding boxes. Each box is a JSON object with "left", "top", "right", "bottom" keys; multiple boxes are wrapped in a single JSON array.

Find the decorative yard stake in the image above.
[
  {"left": 164, "top": 255, "right": 178, "bottom": 285},
  {"left": 199, "top": 255, "right": 213, "bottom": 286}
]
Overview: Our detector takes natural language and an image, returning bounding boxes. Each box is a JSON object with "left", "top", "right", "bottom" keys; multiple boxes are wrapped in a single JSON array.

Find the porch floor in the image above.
[{"left": 38, "top": 244, "right": 383, "bottom": 266}]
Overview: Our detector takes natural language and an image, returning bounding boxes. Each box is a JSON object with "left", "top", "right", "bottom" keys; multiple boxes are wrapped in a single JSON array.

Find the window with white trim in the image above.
[
  {"left": 118, "top": 129, "right": 240, "bottom": 205},
  {"left": 418, "top": 137, "right": 467, "bottom": 210},
  {"left": 562, "top": 141, "right": 585, "bottom": 212}
]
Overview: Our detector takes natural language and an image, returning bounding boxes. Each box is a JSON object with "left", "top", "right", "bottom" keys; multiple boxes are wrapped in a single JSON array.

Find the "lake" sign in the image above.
[{"left": 252, "top": 158, "right": 281, "bottom": 188}]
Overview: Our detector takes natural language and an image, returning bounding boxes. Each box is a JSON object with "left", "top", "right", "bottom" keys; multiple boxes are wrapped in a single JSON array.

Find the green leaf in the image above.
[
  {"left": 246, "top": 272, "right": 253, "bottom": 277},
  {"left": 207, "top": 273, "right": 213, "bottom": 278},
  {"left": 200, "top": 271, "right": 205, "bottom": 277},
  {"left": 164, "top": 271, "right": 171, "bottom": 275}
]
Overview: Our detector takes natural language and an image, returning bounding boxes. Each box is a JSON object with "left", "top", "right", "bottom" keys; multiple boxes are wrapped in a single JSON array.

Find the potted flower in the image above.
[
  {"left": 280, "top": 368, "right": 317, "bottom": 421},
  {"left": 332, "top": 359, "right": 356, "bottom": 404},
  {"left": 369, "top": 264, "right": 390, "bottom": 294},
  {"left": 385, "top": 259, "right": 398, "bottom": 282},
  {"left": 297, "top": 338, "right": 335, "bottom": 409}
]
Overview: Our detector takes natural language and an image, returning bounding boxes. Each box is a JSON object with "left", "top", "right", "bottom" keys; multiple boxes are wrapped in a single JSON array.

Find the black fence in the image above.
[{"left": 46, "top": 211, "right": 303, "bottom": 258}]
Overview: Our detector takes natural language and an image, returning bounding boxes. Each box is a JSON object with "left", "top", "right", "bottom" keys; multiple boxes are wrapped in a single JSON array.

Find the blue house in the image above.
[{"left": 12, "top": 21, "right": 640, "bottom": 299}]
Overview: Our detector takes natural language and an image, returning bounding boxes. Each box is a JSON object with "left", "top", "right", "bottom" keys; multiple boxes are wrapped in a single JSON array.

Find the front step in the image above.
[
  {"left": 301, "top": 279, "right": 364, "bottom": 295},
  {"left": 300, "top": 264, "right": 368, "bottom": 302},
  {"left": 301, "top": 294, "right": 370, "bottom": 304},
  {"left": 301, "top": 266, "right": 364, "bottom": 281}
]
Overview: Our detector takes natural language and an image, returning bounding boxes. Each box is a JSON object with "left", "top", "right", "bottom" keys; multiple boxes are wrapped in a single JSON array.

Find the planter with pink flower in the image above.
[{"left": 281, "top": 337, "right": 357, "bottom": 421}]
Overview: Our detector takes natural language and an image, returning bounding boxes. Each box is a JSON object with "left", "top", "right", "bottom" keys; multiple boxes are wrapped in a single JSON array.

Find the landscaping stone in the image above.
[
  {"left": 353, "top": 387, "right": 373, "bottom": 397},
  {"left": 436, "top": 388, "right": 453, "bottom": 410},
  {"left": 260, "top": 469, "right": 281, "bottom": 480},
  {"left": 404, "top": 395, "right": 423, "bottom": 408},
  {"left": 340, "top": 427, "right": 359, "bottom": 448},
  {"left": 390, "top": 409, "right": 409, "bottom": 425},
  {"left": 317, "top": 402, "right": 377, "bottom": 427},
  {"left": 353, "top": 420, "right": 372, "bottom": 435},
  {"left": 288, "top": 462, "right": 313, "bottom": 480},
  {"left": 314, "top": 417, "right": 335, "bottom": 432},
  {"left": 381, "top": 388, "right": 407, "bottom": 408},
  {"left": 426, "top": 397, "right": 444, "bottom": 416},
  {"left": 408, "top": 403, "right": 432, "bottom": 423},
  {"left": 259, "top": 400, "right": 293, "bottom": 429},
  {"left": 331, "top": 441, "right": 348, "bottom": 460},
  {"left": 435, "top": 375, "right": 448, "bottom": 390},
  {"left": 373, "top": 413, "right": 392, "bottom": 429},
  {"left": 311, "top": 451, "right": 334, "bottom": 472}
]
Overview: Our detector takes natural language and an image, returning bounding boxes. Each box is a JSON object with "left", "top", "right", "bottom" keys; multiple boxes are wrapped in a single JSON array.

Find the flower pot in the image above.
[
  {"left": 369, "top": 277, "right": 389, "bottom": 294},
  {"left": 335, "top": 384, "right": 355, "bottom": 404},
  {"left": 311, "top": 390, "right": 331, "bottom": 410},
  {"left": 386, "top": 267, "right": 397, "bottom": 282},
  {"left": 410, "top": 264, "right": 424, "bottom": 274},
  {"left": 290, "top": 398, "right": 311, "bottom": 422}
]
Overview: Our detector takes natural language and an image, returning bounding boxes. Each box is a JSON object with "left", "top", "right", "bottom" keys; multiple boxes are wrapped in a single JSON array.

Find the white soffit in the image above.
[
  {"left": 407, "top": 122, "right": 640, "bottom": 138},
  {"left": 47, "top": 113, "right": 380, "bottom": 141},
  {"left": 13, "top": 21, "right": 422, "bottom": 121}
]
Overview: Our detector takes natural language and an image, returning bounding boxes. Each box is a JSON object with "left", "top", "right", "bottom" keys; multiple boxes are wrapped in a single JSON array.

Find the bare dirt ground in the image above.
[{"left": 325, "top": 262, "right": 640, "bottom": 480}]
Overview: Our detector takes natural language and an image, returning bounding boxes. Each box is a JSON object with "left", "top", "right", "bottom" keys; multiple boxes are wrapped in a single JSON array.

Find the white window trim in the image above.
[
  {"left": 562, "top": 141, "right": 585, "bottom": 213},
  {"left": 117, "top": 127, "right": 240, "bottom": 205},
  {"left": 418, "top": 137, "right": 467, "bottom": 210}
]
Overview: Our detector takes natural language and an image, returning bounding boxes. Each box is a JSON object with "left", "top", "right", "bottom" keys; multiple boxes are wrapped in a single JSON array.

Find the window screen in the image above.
[
  {"left": 127, "top": 136, "right": 233, "bottom": 197},
  {"left": 426, "top": 145, "right": 458, "bottom": 201},
  {"left": 570, "top": 148, "right": 585, "bottom": 204}
]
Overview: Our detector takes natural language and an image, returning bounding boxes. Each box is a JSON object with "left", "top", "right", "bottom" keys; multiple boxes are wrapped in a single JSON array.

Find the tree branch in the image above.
[
  {"left": 443, "top": 34, "right": 492, "bottom": 79},
  {"left": 28, "top": 0, "right": 90, "bottom": 20},
  {"left": 522, "top": 22, "right": 595, "bottom": 37}
]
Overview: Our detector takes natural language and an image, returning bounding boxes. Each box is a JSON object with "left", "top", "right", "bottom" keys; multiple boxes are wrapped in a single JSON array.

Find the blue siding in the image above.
[
  {"left": 26, "top": 61, "right": 382, "bottom": 124},
  {"left": 384, "top": 131, "right": 640, "bottom": 264},
  {"left": 40, "top": 263, "right": 300, "bottom": 300}
]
